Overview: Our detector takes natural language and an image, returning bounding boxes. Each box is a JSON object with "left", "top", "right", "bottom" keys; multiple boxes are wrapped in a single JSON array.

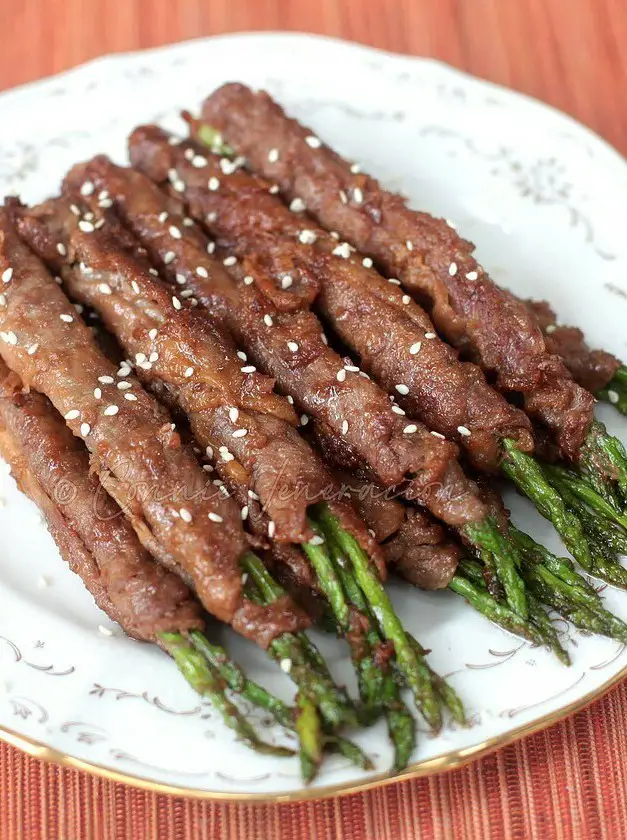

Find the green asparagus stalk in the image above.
[
  {"left": 598, "top": 365, "right": 627, "bottom": 415},
  {"left": 159, "top": 631, "right": 293, "bottom": 756},
  {"left": 189, "top": 631, "right": 373, "bottom": 770}
]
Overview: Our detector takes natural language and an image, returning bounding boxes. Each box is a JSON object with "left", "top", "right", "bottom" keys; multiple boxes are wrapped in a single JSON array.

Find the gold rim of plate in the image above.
[{"left": 1, "top": 661, "right": 625, "bottom": 803}]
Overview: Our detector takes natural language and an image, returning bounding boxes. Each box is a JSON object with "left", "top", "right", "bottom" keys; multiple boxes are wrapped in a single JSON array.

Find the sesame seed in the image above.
[
  {"left": 184, "top": 148, "right": 195, "bottom": 161},
  {"left": 196, "top": 266, "right": 209, "bottom": 278},
  {"left": 203, "top": 464, "right": 214, "bottom": 473},
  {"left": 350, "top": 162, "right": 361, "bottom": 173},
  {"left": 149, "top": 352, "right": 159, "bottom": 363},
  {"left": 228, "top": 407, "right": 239, "bottom": 423},
  {"left": 392, "top": 405, "right": 405, "bottom": 415},
  {"left": 232, "top": 428, "right": 248, "bottom": 438},
  {"left": 336, "top": 369, "right": 346, "bottom": 382},
  {"left": 410, "top": 341, "right": 422, "bottom": 354},
  {"left": 207, "top": 211, "right": 218, "bottom": 223},
  {"left": 80, "top": 423, "right": 91, "bottom": 437},
  {"left": 208, "top": 512, "right": 223, "bottom": 523},
  {"left": 341, "top": 420, "right": 349, "bottom": 435},
  {"left": 168, "top": 136, "right": 181, "bottom": 146},
  {"left": 192, "top": 155, "right": 208, "bottom": 168},
  {"left": 131, "top": 280, "right": 141, "bottom": 293},
  {"left": 241, "top": 365, "right": 256, "bottom": 373},
  {"left": 118, "top": 381, "right": 132, "bottom": 390},
  {"left": 241, "top": 506, "right": 249, "bottom": 520},
  {"left": 281, "top": 275, "right": 293, "bottom": 289},
  {"left": 117, "top": 365, "right": 131, "bottom": 377},
  {"left": 545, "top": 324, "right": 557, "bottom": 334},
  {"left": 207, "top": 241, "right": 216, "bottom": 254},
  {"left": 182, "top": 217, "right": 194, "bottom": 227},
  {"left": 179, "top": 508, "right": 192, "bottom": 523},
  {"left": 332, "top": 242, "right": 351, "bottom": 259},
  {"left": 339, "top": 190, "right": 348, "bottom": 204},
  {"left": 268, "top": 148, "right": 280, "bottom": 163},
  {"left": 149, "top": 328, "right": 158, "bottom": 340},
  {"left": 135, "top": 353, "right": 147, "bottom": 364},
  {"left": 56, "top": 243, "right": 67, "bottom": 256},
  {"left": 2, "top": 331, "right": 17, "bottom": 346},
  {"left": 406, "top": 240, "right": 414, "bottom": 251},
  {"left": 269, "top": 184, "right": 280, "bottom": 195},
  {"left": 402, "top": 295, "right": 411, "bottom": 305},
  {"left": 290, "top": 197, "right": 306, "bottom": 212},
  {"left": 2, "top": 268, "right": 13, "bottom": 283},
  {"left": 287, "top": 341, "right": 299, "bottom": 352},
  {"left": 184, "top": 367, "right": 194, "bottom": 378},
  {"left": 78, "top": 220, "right": 95, "bottom": 233},
  {"left": 403, "top": 424, "right": 418, "bottom": 434},
  {"left": 388, "top": 278, "right": 401, "bottom": 285},
  {"left": 64, "top": 409, "right": 80, "bottom": 421},
  {"left": 425, "top": 332, "right": 436, "bottom": 339},
  {"left": 305, "top": 136, "right": 321, "bottom": 148},
  {"left": 180, "top": 289, "right": 194, "bottom": 299},
  {"left": 268, "top": 520, "right": 276, "bottom": 538},
  {"left": 169, "top": 225, "right": 181, "bottom": 239},
  {"left": 27, "top": 343, "right": 38, "bottom": 355},
  {"left": 172, "top": 179, "right": 185, "bottom": 193},
  {"left": 98, "top": 375, "right": 114, "bottom": 384},
  {"left": 446, "top": 219, "right": 457, "bottom": 228},
  {"left": 362, "top": 257, "right": 373, "bottom": 268},
  {"left": 60, "top": 314, "right": 73, "bottom": 323},
  {"left": 164, "top": 251, "right": 176, "bottom": 265},
  {"left": 264, "top": 314, "right": 273, "bottom": 327},
  {"left": 300, "top": 414, "right": 309, "bottom": 426},
  {"left": 608, "top": 390, "right": 620, "bottom": 404},
  {"left": 99, "top": 198, "right": 113, "bottom": 208},
  {"left": 98, "top": 625, "right": 114, "bottom": 637},
  {"left": 309, "top": 535, "right": 325, "bottom": 546},
  {"left": 279, "top": 658, "right": 292, "bottom": 673},
  {"left": 431, "top": 431, "right": 445, "bottom": 440},
  {"left": 219, "top": 158, "right": 236, "bottom": 174},
  {"left": 0, "top": 294, "right": 5, "bottom": 307},
  {"left": 158, "top": 211, "right": 168, "bottom": 223},
  {"left": 449, "top": 262, "right": 458, "bottom": 276},
  {"left": 466, "top": 271, "right": 478, "bottom": 280},
  {"left": 223, "top": 256, "right": 237, "bottom": 266},
  {"left": 206, "top": 445, "right": 214, "bottom": 459},
  {"left": 70, "top": 204, "right": 81, "bottom": 215},
  {"left": 236, "top": 351, "right": 247, "bottom": 361},
  {"left": 286, "top": 395, "right": 294, "bottom": 404},
  {"left": 299, "top": 229, "right": 317, "bottom": 245},
  {"left": 243, "top": 275, "right": 254, "bottom": 285},
  {"left": 172, "top": 296, "right": 182, "bottom": 310},
  {"left": 457, "top": 425, "right": 471, "bottom": 437},
  {"left": 352, "top": 187, "right": 363, "bottom": 204},
  {"left": 344, "top": 364, "right": 359, "bottom": 372},
  {"left": 208, "top": 177, "right": 220, "bottom": 191},
  {"left": 248, "top": 490, "right": 260, "bottom": 501},
  {"left": 395, "top": 384, "right": 409, "bottom": 395},
  {"left": 94, "top": 388, "right": 102, "bottom": 400},
  {"left": 80, "top": 181, "right": 94, "bottom": 196},
  {"left": 98, "top": 283, "right": 112, "bottom": 295}
]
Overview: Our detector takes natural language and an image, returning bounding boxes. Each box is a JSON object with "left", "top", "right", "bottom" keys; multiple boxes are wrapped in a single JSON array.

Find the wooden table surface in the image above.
[
  {"left": 1, "top": 2, "right": 627, "bottom": 838},
  {"left": 2, "top": 0, "right": 627, "bottom": 154}
]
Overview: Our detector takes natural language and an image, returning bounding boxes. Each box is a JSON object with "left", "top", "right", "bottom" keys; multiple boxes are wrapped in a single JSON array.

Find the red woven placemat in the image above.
[{"left": 2, "top": 677, "right": 624, "bottom": 839}]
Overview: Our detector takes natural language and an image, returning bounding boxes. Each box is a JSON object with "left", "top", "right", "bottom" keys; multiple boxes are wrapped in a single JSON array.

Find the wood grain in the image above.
[{"left": 2, "top": 0, "right": 627, "bottom": 152}]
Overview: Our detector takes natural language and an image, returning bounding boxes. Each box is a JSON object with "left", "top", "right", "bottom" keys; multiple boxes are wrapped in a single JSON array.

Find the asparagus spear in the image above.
[
  {"left": 189, "top": 631, "right": 373, "bottom": 770},
  {"left": 159, "top": 631, "right": 293, "bottom": 756},
  {"left": 320, "top": 522, "right": 417, "bottom": 770},
  {"left": 598, "top": 366, "right": 627, "bottom": 416}
]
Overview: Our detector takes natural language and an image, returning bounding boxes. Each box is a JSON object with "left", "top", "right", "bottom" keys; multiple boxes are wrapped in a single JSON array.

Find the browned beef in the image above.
[
  {"left": 20, "top": 182, "right": 381, "bottom": 571},
  {"left": 339, "top": 472, "right": 460, "bottom": 589},
  {"left": 131, "top": 124, "right": 532, "bottom": 474},
  {"left": 525, "top": 300, "right": 620, "bottom": 394},
  {"left": 0, "top": 204, "right": 271, "bottom": 635},
  {"left": 0, "top": 358, "right": 202, "bottom": 641},
  {"left": 202, "top": 83, "right": 595, "bottom": 462},
  {"left": 127, "top": 128, "right": 487, "bottom": 528}
]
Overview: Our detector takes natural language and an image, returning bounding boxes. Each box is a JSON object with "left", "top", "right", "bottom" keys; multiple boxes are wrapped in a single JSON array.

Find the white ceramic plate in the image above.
[{"left": 1, "top": 32, "right": 627, "bottom": 801}]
